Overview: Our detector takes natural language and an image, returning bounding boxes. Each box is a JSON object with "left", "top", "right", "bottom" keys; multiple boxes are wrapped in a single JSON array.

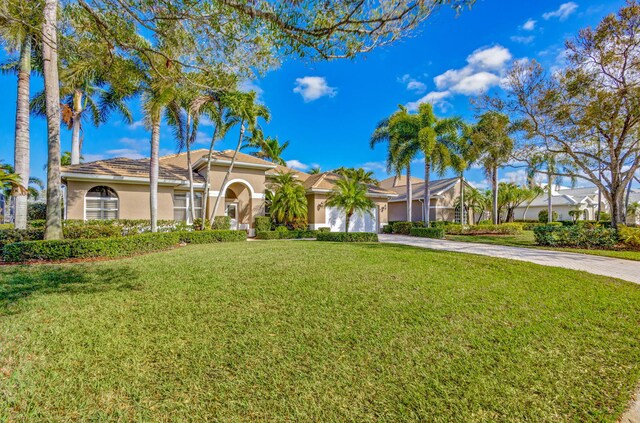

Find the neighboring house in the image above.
[
  {"left": 61, "top": 149, "right": 396, "bottom": 235},
  {"left": 513, "top": 186, "right": 602, "bottom": 222},
  {"left": 379, "top": 175, "right": 475, "bottom": 223}
]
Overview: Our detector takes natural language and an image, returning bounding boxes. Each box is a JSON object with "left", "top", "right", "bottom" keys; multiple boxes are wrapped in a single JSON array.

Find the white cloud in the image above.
[
  {"left": 543, "top": 2, "right": 578, "bottom": 21},
  {"left": 105, "top": 149, "right": 145, "bottom": 160},
  {"left": 511, "top": 35, "right": 535, "bottom": 44},
  {"left": 239, "top": 79, "right": 264, "bottom": 101},
  {"left": 293, "top": 76, "right": 337, "bottom": 102},
  {"left": 522, "top": 19, "right": 537, "bottom": 30},
  {"left": 467, "top": 45, "right": 513, "bottom": 70},
  {"left": 451, "top": 72, "right": 501, "bottom": 95},
  {"left": 128, "top": 120, "right": 146, "bottom": 130},
  {"left": 286, "top": 159, "right": 310, "bottom": 171},
  {"left": 406, "top": 80, "right": 427, "bottom": 93},
  {"left": 82, "top": 153, "right": 107, "bottom": 162},
  {"left": 469, "top": 179, "right": 490, "bottom": 190},
  {"left": 118, "top": 137, "right": 147, "bottom": 148},
  {"left": 406, "top": 90, "right": 451, "bottom": 112},
  {"left": 361, "top": 161, "right": 388, "bottom": 174}
]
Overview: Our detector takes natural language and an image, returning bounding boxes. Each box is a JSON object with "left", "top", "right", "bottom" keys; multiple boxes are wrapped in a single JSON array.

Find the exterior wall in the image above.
[
  {"left": 65, "top": 180, "right": 178, "bottom": 220},
  {"left": 513, "top": 204, "right": 595, "bottom": 221},
  {"left": 307, "top": 193, "right": 390, "bottom": 232}
]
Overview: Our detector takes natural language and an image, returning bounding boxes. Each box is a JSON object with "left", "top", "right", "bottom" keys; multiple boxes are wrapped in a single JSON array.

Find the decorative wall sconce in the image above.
[{"left": 318, "top": 202, "right": 324, "bottom": 210}]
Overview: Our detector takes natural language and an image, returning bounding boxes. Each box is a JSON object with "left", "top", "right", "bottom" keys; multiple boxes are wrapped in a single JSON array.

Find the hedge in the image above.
[
  {"left": 391, "top": 221, "right": 414, "bottom": 235},
  {"left": 316, "top": 232, "right": 378, "bottom": 242},
  {"left": 3, "top": 230, "right": 246, "bottom": 262},
  {"left": 533, "top": 225, "right": 617, "bottom": 249},
  {"left": 446, "top": 223, "right": 522, "bottom": 235},
  {"left": 212, "top": 216, "right": 231, "bottom": 230},
  {"left": 254, "top": 216, "right": 272, "bottom": 233},
  {"left": 522, "top": 222, "right": 562, "bottom": 230},
  {"left": 410, "top": 227, "right": 444, "bottom": 239},
  {"left": 256, "top": 229, "right": 318, "bottom": 240},
  {"left": 614, "top": 226, "right": 640, "bottom": 249}
]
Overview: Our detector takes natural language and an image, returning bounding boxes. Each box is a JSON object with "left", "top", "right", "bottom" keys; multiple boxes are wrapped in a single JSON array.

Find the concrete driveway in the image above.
[{"left": 379, "top": 234, "right": 640, "bottom": 284}]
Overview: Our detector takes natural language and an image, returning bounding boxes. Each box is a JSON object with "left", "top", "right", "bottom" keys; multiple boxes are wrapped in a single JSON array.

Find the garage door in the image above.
[{"left": 326, "top": 206, "right": 378, "bottom": 233}]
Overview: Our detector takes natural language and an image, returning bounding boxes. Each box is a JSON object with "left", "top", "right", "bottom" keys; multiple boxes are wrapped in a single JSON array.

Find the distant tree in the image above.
[
  {"left": 242, "top": 135, "right": 289, "bottom": 165},
  {"left": 333, "top": 167, "right": 378, "bottom": 184},
  {"left": 325, "top": 177, "right": 374, "bottom": 233},
  {"left": 498, "top": 183, "right": 541, "bottom": 223},
  {"left": 492, "top": 2, "right": 640, "bottom": 228},
  {"left": 268, "top": 171, "right": 307, "bottom": 227},
  {"left": 309, "top": 167, "right": 322, "bottom": 174}
]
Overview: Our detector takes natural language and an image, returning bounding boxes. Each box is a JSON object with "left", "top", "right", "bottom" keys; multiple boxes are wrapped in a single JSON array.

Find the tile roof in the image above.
[
  {"left": 266, "top": 164, "right": 311, "bottom": 182},
  {"left": 389, "top": 177, "right": 460, "bottom": 201},
  {"left": 378, "top": 175, "right": 425, "bottom": 189}
]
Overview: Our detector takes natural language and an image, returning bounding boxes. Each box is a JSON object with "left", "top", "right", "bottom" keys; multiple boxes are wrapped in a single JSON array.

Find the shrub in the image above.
[
  {"left": 0, "top": 228, "right": 45, "bottom": 249},
  {"left": 478, "top": 220, "right": 492, "bottom": 225},
  {"left": 382, "top": 224, "right": 393, "bottom": 234},
  {"left": 522, "top": 222, "right": 562, "bottom": 230},
  {"left": 391, "top": 221, "right": 413, "bottom": 235},
  {"left": 317, "top": 227, "right": 331, "bottom": 232},
  {"left": 598, "top": 211, "right": 611, "bottom": 222},
  {"left": 192, "top": 218, "right": 210, "bottom": 231},
  {"left": 446, "top": 223, "right": 522, "bottom": 236},
  {"left": 533, "top": 225, "right": 618, "bottom": 249},
  {"left": 27, "top": 202, "right": 47, "bottom": 221},
  {"left": 212, "top": 216, "right": 231, "bottom": 230},
  {"left": 538, "top": 210, "right": 559, "bottom": 223},
  {"left": 618, "top": 226, "right": 640, "bottom": 249},
  {"left": 0, "top": 223, "right": 13, "bottom": 230},
  {"left": 62, "top": 224, "right": 122, "bottom": 239},
  {"left": 410, "top": 227, "right": 444, "bottom": 239},
  {"left": 316, "top": 232, "right": 378, "bottom": 242},
  {"left": 255, "top": 229, "right": 318, "bottom": 240},
  {"left": 28, "top": 219, "right": 46, "bottom": 228},
  {"left": 254, "top": 216, "right": 272, "bottom": 233},
  {"left": 2, "top": 230, "right": 247, "bottom": 262}
]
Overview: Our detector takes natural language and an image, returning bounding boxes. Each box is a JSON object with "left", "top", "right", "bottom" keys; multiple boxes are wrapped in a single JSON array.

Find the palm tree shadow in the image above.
[{"left": 0, "top": 264, "right": 140, "bottom": 316}]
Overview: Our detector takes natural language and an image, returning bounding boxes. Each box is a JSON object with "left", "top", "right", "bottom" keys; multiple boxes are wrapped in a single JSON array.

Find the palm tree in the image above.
[
  {"left": 388, "top": 103, "right": 465, "bottom": 225},
  {"left": 464, "top": 187, "right": 491, "bottom": 224},
  {"left": 627, "top": 201, "right": 640, "bottom": 224},
  {"left": 469, "top": 112, "right": 514, "bottom": 225},
  {"left": 0, "top": 0, "right": 41, "bottom": 229},
  {"left": 210, "top": 91, "right": 270, "bottom": 227},
  {"left": 0, "top": 162, "right": 24, "bottom": 223},
  {"left": 526, "top": 152, "right": 573, "bottom": 223},
  {"left": 333, "top": 167, "right": 378, "bottom": 184},
  {"left": 242, "top": 135, "right": 289, "bottom": 165},
  {"left": 268, "top": 171, "right": 308, "bottom": 227},
  {"left": 325, "top": 177, "right": 375, "bottom": 233},
  {"left": 371, "top": 114, "right": 413, "bottom": 221},
  {"left": 309, "top": 167, "right": 322, "bottom": 174}
]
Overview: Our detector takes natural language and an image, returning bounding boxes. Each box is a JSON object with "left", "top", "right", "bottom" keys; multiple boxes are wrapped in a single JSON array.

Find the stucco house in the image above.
[
  {"left": 61, "top": 149, "right": 396, "bottom": 235},
  {"left": 379, "top": 175, "right": 476, "bottom": 223},
  {"left": 512, "top": 186, "right": 603, "bottom": 222}
]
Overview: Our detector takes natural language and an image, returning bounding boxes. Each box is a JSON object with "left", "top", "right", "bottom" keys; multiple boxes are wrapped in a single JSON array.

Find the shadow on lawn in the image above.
[{"left": 0, "top": 265, "right": 140, "bottom": 316}]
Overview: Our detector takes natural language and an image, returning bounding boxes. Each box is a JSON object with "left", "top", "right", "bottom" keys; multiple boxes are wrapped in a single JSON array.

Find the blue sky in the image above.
[{"left": 0, "top": 0, "right": 626, "bottom": 188}]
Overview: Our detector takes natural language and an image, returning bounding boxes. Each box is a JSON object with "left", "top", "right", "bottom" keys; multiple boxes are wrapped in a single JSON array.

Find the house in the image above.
[
  {"left": 61, "top": 149, "right": 396, "bottom": 235},
  {"left": 512, "top": 186, "right": 603, "bottom": 222},
  {"left": 379, "top": 175, "right": 475, "bottom": 223}
]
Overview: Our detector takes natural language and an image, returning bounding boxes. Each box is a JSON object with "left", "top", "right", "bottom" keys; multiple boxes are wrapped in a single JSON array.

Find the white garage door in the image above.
[{"left": 326, "top": 206, "right": 378, "bottom": 233}]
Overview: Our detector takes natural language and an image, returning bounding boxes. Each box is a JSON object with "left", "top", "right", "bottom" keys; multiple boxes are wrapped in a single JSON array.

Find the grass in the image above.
[
  {"left": 446, "top": 230, "right": 640, "bottom": 261},
  {"left": 1, "top": 241, "right": 640, "bottom": 421}
]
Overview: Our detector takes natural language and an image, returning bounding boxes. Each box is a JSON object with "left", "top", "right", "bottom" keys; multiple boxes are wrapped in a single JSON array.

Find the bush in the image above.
[
  {"left": 62, "top": 224, "right": 122, "bottom": 239},
  {"left": 255, "top": 229, "right": 319, "bottom": 240},
  {"left": 410, "top": 227, "right": 444, "bottom": 239},
  {"left": 522, "top": 222, "right": 562, "bottom": 230},
  {"left": 2, "top": 230, "right": 247, "bottom": 262},
  {"left": 478, "top": 219, "right": 492, "bottom": 225},
  {"left": 254, "top": 216, "right": 272, "bottom": 233},
  {"left": 533, "top": 225, "right": 618, "bottom": 249},
  {"left": 212, "top": 216, "right": 231, "bottom": 230},
  {"left": 192, "top": 218, "right": 210, "bottom": 231},
  {"left": 382, "top": 224, "right": 393, "bottom": 234},
  {"left": 0, "top": 228, "right": 45, "bottom": 249},
  {"left": 317, "top": 232, "right": 378, "bottom": 242},
  {"left": 28, "top": 219, "right": 45, "bottom": 228},
  {"left": 446, "top": 223, "right": 522, "bottom": 236},
  {"left": 391, "top": 221, "right": 413, "bottom": 235},
  {"left": 27, "top": 202, "right": 47, "bottom": 221},
  {"left": 0, "top": 223, "right": 13, "bottom": 230},
  {"left": 618, "top": 226, "right": 640, "bottom": 249},
  {"left": 598, "top": 211, "right": 611, "bottom": 222},
  {"left": 538, "top": 210, "right": 558, "bottom": 223}
]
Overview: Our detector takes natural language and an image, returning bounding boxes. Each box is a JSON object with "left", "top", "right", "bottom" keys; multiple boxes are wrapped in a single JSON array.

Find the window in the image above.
[
  {"left": 455, "top": 205, "right": 468, "bottom": 224},
  {"left": 85, "top": 186, "right": 118, "bottom": 220},
  {"left": 173, "top": 192, "right": 203, "bottom": 222}
]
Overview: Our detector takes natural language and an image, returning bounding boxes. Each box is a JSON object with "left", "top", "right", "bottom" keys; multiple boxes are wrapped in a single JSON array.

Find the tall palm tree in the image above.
[
  {"left": 0, "top": 0, "right": 42, "bottom": 229},
  {"left": 469, "top": 112, "right": 514, "bottom": 225},
  {"left": 388, "top": 103, "right": 465, "bottom": 225},
  {"left": 325, "top": 177, "right": 375, "bottom": 233},
  {"left": 210, "top": 91, "right": 270, "bottom": 227},
  {"left": 371, "top": 114, "right": 413, "bottom": 221},
  {"left": 242, "top": 135, "right": 289, "bottom": 165},
  {"left": 309, "top": 166, "right": 322, "bottom": 174},
  {"left": 268, "top": 171, "right": 307, "bottom": 227},
  {"left": 526, "top": 152, "right": 573, "bottom": 223}
]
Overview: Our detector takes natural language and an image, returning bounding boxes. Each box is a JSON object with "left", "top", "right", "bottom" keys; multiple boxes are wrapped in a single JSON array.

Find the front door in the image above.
[{"left": 226, "top": 203, "right": 238, "bottom": 229}]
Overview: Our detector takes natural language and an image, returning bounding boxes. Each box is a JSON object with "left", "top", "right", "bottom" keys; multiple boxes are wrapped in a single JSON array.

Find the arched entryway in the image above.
[{"left": 222, "top": 180, "right": 253, "bottom": 230}]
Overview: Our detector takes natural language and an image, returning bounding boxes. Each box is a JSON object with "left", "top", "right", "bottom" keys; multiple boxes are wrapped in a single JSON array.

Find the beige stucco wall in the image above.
[{"left": 65, "top": 180, "right": 179, "bottom": 220}]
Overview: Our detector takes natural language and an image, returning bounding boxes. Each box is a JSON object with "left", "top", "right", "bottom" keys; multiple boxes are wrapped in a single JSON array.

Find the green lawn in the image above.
[
  {"left": 2, "top": 241, "right": 640, "bottom": 421},
  {"left": 447, "top": 230, "right": 640, "bottom": 261}
]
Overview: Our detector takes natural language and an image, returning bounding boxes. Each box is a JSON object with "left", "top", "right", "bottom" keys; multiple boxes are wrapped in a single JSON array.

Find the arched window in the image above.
[{"left": 85, "top": 186, "right": 118, "bottom": 220}]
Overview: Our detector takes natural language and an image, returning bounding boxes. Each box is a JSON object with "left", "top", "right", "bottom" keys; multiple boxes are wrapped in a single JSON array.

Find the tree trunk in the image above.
[
  {"left": 345, "top": 212, "right": 351, "bottom": 233},
  {"left": 406, "top": 164, "right": 412, "bottom": 222},
  {"left": 459, "top": 172, "right": 464, "bottom": 224},
  {"left": 185, "top": 113, "right": 196, "bottom": 225},
  {"left": 70, "top": 90, "right": 83, "bottom": 165},
  {"left": 610, "top": 187, "right": 625, "bottom": 229},
  {"left": 149, "top": 115, "right": 160, "bottom": 232},
  {"left": 547, "top": 171, "right": 553, "bottom": 223},
  {"left": 624, "top": 178, "right": 633, "bottom": 224},
  {"left": 424, "top": 161, "right": 431, "bottom": 225},
  {"left": 492, "top": 166, "right": 498, "bottom": 225},
  {"left": 210, "top": 121, "right": 245, "bottom": 227},
  {"left": 13, "top": 36, "right": 31, "bottom": 230},
  {"left": 43, "top": 0, "right": 63, "bottom": 240},
  {"left": 201, "top": 124, "right": 219, "bottom": 222}
]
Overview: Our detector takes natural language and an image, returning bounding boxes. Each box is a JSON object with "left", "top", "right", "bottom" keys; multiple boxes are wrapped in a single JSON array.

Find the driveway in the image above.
[{"left": 379, "top": 234, "right": 640, "bottom": 284}]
